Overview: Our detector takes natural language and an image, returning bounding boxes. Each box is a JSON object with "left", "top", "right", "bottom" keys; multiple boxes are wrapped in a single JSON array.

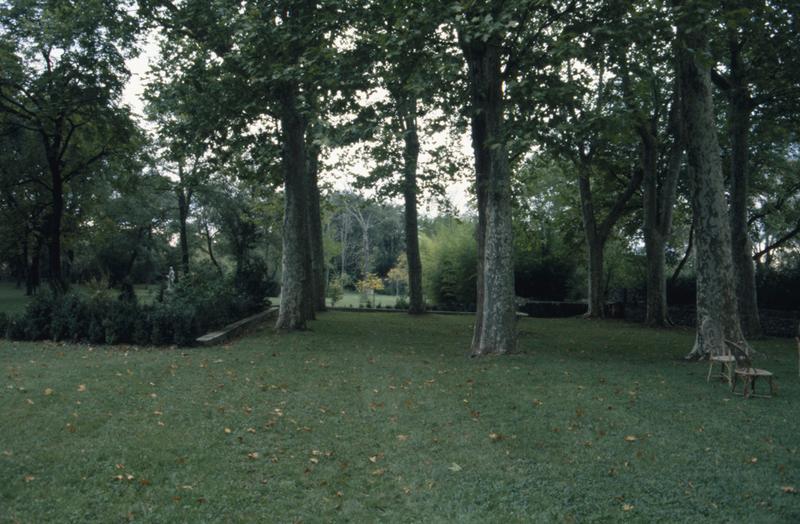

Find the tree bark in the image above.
[
  {"left": 203, "top": 222, "right": 223, "bottom": 275},
  {"left": 177, "top": 186, "right": 191, "bottom": 276},
  {"left": 675, "top": 0, "right": 749, "bottom": 359},
  {"left": 276, "top": 86, "right": 313, "bottom": 331},
  {"left": 400, "top": 97, "right": 425, "bottom": 315},
  {"left": 576, "top": 165, "right": 605, "bottom": 318},
  {"left": 47, "top": 161, "right": 65, "bottom": 292},
  {"left": 641, "top": 93, "right": 683, "bottom": 327},
  {"left": 461, "top": 38, "right": 516, "bottom": 356},
  {"left": 726, "top": 40, "right": 762, "bottom": 337},
  {"left": 306, "top": 137, "right": 327, "bottom": 312}
]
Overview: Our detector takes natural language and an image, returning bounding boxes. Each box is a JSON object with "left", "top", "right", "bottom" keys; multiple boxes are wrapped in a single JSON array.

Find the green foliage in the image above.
[
  {"left": 3, "top": 269, "right": 269, "bottom": 346},
  {"left": 420, "top": 219, "right": 477, "bottom": 309},
  {"left": 326, "top": 277, "right": 344, "bottom": 307}
]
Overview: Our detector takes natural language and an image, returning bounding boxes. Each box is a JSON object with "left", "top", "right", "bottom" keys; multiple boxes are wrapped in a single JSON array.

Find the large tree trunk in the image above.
[
  {"left": 675, "top": 1, "right": 749, "bottom": 359},
  {"left": 306, "top": 138, "right": 327, "bottom": 312},
  {"left": 462, "top": 39, "right": 516, "bottom": 356},
  {"left": 727, "top": 42, "right": 762, "bottom": 337},
  {"left": 276, "top": 87, "right": 313, "bottom": 331},
  {"left": 401, "top": 97, "right": 425, "bottom": 315}
]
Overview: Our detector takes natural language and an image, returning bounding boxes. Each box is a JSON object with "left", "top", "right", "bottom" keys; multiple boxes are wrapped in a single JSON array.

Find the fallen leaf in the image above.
[
  {"left": 750, "top": 457, "right": 758, "bottom": 464},
  {"left": 224, "top": 428, "right": 232, "bottom": 434},
  {"left": 115, "top": 464, "right": 125, "bottom": 470},
  {"left": 247, "top": 452, "right": 260, "bottom": 460},
  {"left": 622, "top": 504, "right": 634, "bottom": 511},
  {"left": 309, "top": 457, "right": 319, "bottom": 464},
  {"left": 371, "top": 468, "right": 385, "bottom": 476},
  {"left": 44, "top": 388, "right": 53, "bottom": 396},
  {"left": 397, "top": 434, "right": 409, "bottom": 442},
  {"left": 782, "top": 486, "right": 798, "bottom": 494},
  {"left": 26, "top": 399, "right": 34, "bottom": 405},
  {"left": 624, "top": 435, "right": 638, "bottom": 442},
  {"left": 247, "top": 428, "right": 256, "bottom": 434},
  {"left": 153, "top": 411, "right": 163, "bottom": 416},
  {"left": 23, "top": 475, "right": 35, "bottom": 482},
  {"left": 77, "top": 384, "right": 86, "bottom": 392},
  {"left": 448, "top": 463, "right": 462, "bottom": 472},
  {"left": 66, "top": 423, "right": 76, "bottom": 433},
  {"left": 489, "top": 432, "right": 506, "bottom": 442}
]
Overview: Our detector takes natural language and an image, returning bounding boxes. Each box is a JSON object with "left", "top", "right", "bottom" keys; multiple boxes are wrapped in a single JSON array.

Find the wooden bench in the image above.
[{"left": 732, "top": 368, "right": 775, "bottom": 399}]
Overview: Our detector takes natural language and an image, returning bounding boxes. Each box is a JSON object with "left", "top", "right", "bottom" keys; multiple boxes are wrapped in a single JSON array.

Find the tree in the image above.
[
  {"left": 616, "top": 2, "right": 684, "bottom": 327},
  {"left": 0, "top": 0, "right": 140, "bottom": 291},
  {"left": 674, "top": 0, "right": 748, "bottom": 359}
]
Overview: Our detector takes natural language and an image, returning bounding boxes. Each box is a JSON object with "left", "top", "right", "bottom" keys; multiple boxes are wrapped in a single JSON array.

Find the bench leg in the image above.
[{"left": 707, "top": 361, "right": 714, "bottom": 382}]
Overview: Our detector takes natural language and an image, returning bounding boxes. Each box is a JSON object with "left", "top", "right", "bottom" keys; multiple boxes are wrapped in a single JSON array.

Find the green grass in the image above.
[{"left": 1, "top": 313, "right": 798, "bottom": 522}]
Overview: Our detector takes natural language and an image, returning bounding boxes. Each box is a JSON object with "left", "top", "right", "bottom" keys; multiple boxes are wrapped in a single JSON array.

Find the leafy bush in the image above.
[
  {"left": 327, "top": 277, "right": 344, "bottom": 307},
  {"left": 420, "top": 220, "right": 477, "bottom": 309},
  {"left": 3, "top": 268, "right": 271, "bottom": 347},
  {"left": 394, "top": 297, "right": 409, "bottom": 310}
]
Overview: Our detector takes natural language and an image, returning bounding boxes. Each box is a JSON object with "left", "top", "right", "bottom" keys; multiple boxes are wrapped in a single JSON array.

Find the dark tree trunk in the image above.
[
  {"left": 400, "top": 97, "right": 425, "bottom": 315},
  {"left": 461, "top": 39, "right": 516, "bottom": 356},
  {"left": 306, "top": 138, "right": 327, "bottom": 312},
  {"left": 203, "top": 223, "right": 223, "bottom": 275},
  {"left": 47, "top": 166, "right": 65, "bottom": 292},
  {"left": 726, "top": 40, "right": 762, "bottom": 337},
  {"left": 177, "top": 188, "right": 191, "bottom": 276},
  {"left": 27, "top": 236, "right": 43, "bottom": 296},
  {"left": 641, "top": 94, "right": 683, "bottom": 327},
  {"left": 576, "top": 157, "right": 643, "bottom": 319},
  {"left": 276, "top": 86, "right": 313, "bottom": 331},
  {"left": 675, "top": 0, "right": 749, "bottom": 359}
]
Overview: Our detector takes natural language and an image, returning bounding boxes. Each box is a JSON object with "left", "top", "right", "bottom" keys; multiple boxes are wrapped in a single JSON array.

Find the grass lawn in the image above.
[{"left": 1, "top": 313, "right": 798, "bottom": 522}]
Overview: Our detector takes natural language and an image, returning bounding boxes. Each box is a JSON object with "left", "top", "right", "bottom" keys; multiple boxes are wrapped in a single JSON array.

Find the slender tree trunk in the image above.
[
  {"left": 203, "top": 223, "right": 223, "bottom": 275},
  {"left": 461, "top": 39, "right": 516, "bottom": 356},
  {"left": 640, "top": 97, "right": 682, "bottom": 328},
  {"left": 276, "top": 87, "right": 312, "bottom": 331},
  {"left": 27, "top": 236, "right": 42, "bottom": 296},
  {"left": 675, "top": 0, "right": 749, "bottom": 359},
  {"left": 401, "top": 97, "right": 425, "bottom": 314},
  {"left": 47, "top": 166, "right": 65, "bottom": 292},
  {"left": 576, "top": 164, "right": 605, "bottom": 318},
  {"left": 177, "top": 188, "right": 190, "bottom": 276},
  {"left": 306, "top": 138, "right": 327, "bottom": 312},
  {"left": 586, "top": 237, "right": 606, "bottom": 317}
]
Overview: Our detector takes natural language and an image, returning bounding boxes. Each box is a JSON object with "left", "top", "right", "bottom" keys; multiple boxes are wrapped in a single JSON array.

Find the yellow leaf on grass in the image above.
[
  {"left": 224, "top": 428, "right": 232, "bottom": 434},
  {"left": 23, "top": 475, "right": 35, "bottom": 482},
  {"left": 247, "top": 452, "right": 260, "bottom": 460},
  {"left": 44, "top": 388, "right": 53, "bottom": 396},
  {"left": 448, "top": 463, "right": 462, "bottom": 472},
  {"left": 397, "top": 434, "right": 409, "bottom": 442},
  {"left": 782, "top": 486, "right": 798, "bottom": 494},
  {"left": 77, "top": 384, "right": 87, "bottom": 392},
  {"left": 622, "top": 504, "right": 634, "bottom": 511},
  {"left": 624, "top": 435, "right": 638, "bottom": 442},
  {"left": 371, "top": 468, "right": 385, "bottom": 476}
]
